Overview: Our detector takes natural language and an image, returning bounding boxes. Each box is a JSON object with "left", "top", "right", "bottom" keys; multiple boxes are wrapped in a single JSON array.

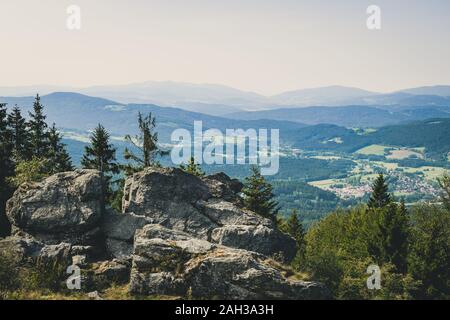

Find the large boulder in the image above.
[
  {"left": 0, "top": 235, "right": 72, "bottom": 266},
  {"left": 0, "top": 235, "right": 43, "bottom": 263},
  {"left": 6, "top": 170, "right": 103, "bottom": 245},
  {"left": 129, "top": 225, "right": 330, "bottom": 300},
  {"left": 2, "top": 168, "right": 328, "bottom": 299},
  {"left": 101, "top": 210, "right": 153, "bottom": 260},
  {"left": 122, "top": 167, "right": 296, "bottom": 261}
]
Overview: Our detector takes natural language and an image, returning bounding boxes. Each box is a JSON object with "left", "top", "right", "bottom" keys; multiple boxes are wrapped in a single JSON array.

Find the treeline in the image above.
[
  {"left": 293, "top": 118, "right": 450, "bottom": 160},
  {"left": 279, "top": 174, "right": 450, "bottom": 299},
  {"left": 0, "top": 96, "right": 168, "bottom": 230},
  {"left": 77, "top": 112, "right": 168, "bottom": 212},
  {"left": 0, "top": 96, "right": 73, "bottom": 236}
]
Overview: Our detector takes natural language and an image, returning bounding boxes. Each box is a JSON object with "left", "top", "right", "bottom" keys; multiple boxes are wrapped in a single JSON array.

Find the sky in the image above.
[{"left": 1, "top": 0, "right": 450, "bottom": 95}]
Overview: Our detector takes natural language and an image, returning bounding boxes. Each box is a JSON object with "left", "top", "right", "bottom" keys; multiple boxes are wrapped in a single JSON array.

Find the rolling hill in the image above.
[
  {"left": 0, "top": 92, "right": 306, "bottom": 142},
  {"left": 270, "top": 86, "right": 376, "bottom": 106},
  {"left": 2, "top": 83, "right": 450, "bottom": 115},
  {"left": 291, "top": 118, "right": 450, "bottom": 159},
  {"left": 226, "top": 105, "right": 450, "bottom": 127}
]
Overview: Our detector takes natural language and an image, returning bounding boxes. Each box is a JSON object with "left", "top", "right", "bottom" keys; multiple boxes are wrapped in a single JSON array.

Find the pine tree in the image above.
[
  {"left": 81, "top": 124, "right": 119, "bottom": 175},
  {"left": 0, "top": 103, "right": 8, "bottom": 137},
  {"left": 281, "top": 209, "right": 306, "bottom": 269},
  {"left": 180, "top": 156, "right": 205, "bottom": 177},
  {"left": 81, "top": 124, "right": 119, "bottom": 211},
  {"left": 28, "top": 94, "right": 49, "bottom": 158},
  {"left": 7, "top": 105, "right": 29, "bottom": 160},
  {"left": 242, "top": 165, "right": 279, "bottom": 220},
  {"left": 0, "top": 103, "right": 13, "bottom": 237},
  {"left": 368, "top": 173, "right": 392, "bottom": 209},
  {"left": 368, "top": 204, "right": 409, "bottom": 273},
  {"left": 124, "top": 112, "right": 167, "bottom": 173},
  {"left": 47, "top": 124, "right": 73, "bottom": 174},
  {"left": 0, "top": 103, "right": 13, "bottom": 181},
  {"left": 0, "top": 103, "right": 12, "bottom": 170},
  {"left": 408, "top": 205, "right": 450, "bottom": 299}
]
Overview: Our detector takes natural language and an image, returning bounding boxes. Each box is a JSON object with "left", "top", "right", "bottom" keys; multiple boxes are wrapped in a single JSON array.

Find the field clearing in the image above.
[
  {"left": 312, "top": 156, "right": 341, "bottom": 160},
  {"left": 309, "top": 179, "right": 337, "bottom": 188},
  {"left": 359, "top": 173, "right": 380, "bottom": 183},
  {"left": 386, "top": 149, "right": 424, "bottom": 160},
  {"left": 373, "top": 161, "right": 399, "bottom": 170},
  {"left": 355, "top": 144, "right": 388, "bottom": 156},
  {"left": 351, "top": 162, "right": 374, "bottom": 174},
  {"left": 355, "top": 145, "right": 426, "bottom": 160},
  {"left": 403, "top": 166, "right": 449, "bottom": 180}
]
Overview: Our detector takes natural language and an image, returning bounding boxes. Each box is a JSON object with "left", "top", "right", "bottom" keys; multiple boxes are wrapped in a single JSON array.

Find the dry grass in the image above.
[
  {"left": 3, "top": 285, "right": 182, "bottom": 300},
  {"left": 262, "top": 258, "right": 310, "bottom": 281}
]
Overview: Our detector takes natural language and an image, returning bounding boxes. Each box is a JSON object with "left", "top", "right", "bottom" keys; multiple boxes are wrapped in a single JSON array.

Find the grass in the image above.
[
  {"left": 312, "top": 156, "right": 342, "bottom": 160},
  {"left": 2, "top": 285, "right": 182, "bottom": 300},
  {"left": 355, "top": 145, "right": 426, "bottom": 160},
  {"left": 403, "top": 166, "right": 449, "bottom": 180},
  {"left": 309, "top": 179, "right": 337, "bottom": 188},
  {"left": 386, "top": 149, "right": 423, "bottom": 160},
  {"left": 373, "top": 161, "right": 399, "bottom": 170},
  {"left": 262, "top": 258, "right": 310, "bottom": 282},
  {"left": 355, "top": 144, "right": 389, "bottom": 156}
]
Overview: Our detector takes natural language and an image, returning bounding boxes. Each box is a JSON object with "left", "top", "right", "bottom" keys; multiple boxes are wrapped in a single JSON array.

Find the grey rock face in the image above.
[
  {"left": 3, "top": 168, "right": 329, "bottom": 299},
  {"left": 92, "top": 259, "right": 130, "bottom": 285},
  {"left": 38, "top": 242, "right": 72, "bottom": 264},
  {"left": 105, "top": 238, "right": 134, "bottom": 260},
  {"left": 122, "top": 167, "right": 296, "bottom": 261},
  {"left": 210, "top": 224, "right": 296, "bottom": 260},
  {"left": 6, "top": 170, "right": 103, "bottom": 243},
  {"left": 101, "top": 210, "right": 153, "bottom": 259},
  {"left": 0, "top": 236, "right": 43, "bottom": 262},
  {"left": 129, "top": 225, "right": 330, "bottom": 300},
  {"left": 102, "top": 210, "right": 153, "bottom": 242},
  {"left": 0, "top": 236, "right": 72, "bottom": 265}
]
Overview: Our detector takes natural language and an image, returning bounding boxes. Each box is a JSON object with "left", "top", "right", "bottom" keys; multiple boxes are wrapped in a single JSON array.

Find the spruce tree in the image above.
[
  {"left": 124, "top": 112, "right": 167, "bottom": 173},
  {"left": 28, "top": 94, "right": 49, "bottom": 158},
  {"left": 0, "top": 103, "right": 13, "bottom": 237},
  {"left": 281, "top": 209, "right": 306, "bottom": 269},
  {"left": 242, "top": 165, "right": 279, "bottom": 220},
  {"left": 0, "top": 103, "right": 8, "bottom": 137},
  {"left": 0, "top": 103, "right": 12, "bottom": 168},
  {"left": 81, "top": 124, "right": 119, "bottom": 211},
  {"left": 180, "top": 156, "right": 205, "bottom": 177},
  {"left": 368, "top": 203, "right": 409, "bottom": 273},
  {"left": 368, "top": 173, "right": 392, "bottom": 209},
  {"left": 409, "top": 205, "right": 450, "bottom": 299},
  {"left": 0, "top": 103, "right": 13, "bottom": 178},
  {"left": 81, "top": 124, "right": 119, "bottom": 175},
  {"left": 47, "top": 124, "right": 73, "bottom": 174},
  {"left": 7, "top": 105, "right": 29, "bottom": 160}
]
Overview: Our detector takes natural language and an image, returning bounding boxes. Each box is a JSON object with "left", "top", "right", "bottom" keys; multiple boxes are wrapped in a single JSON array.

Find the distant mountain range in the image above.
[
  {"left": 0, "top": 92, "right": 306, "bottom": 141},
  {"left": 226, "top": 105, "right": 450, "bottom": 127},
  {"left": 1, "top": 91, "right": 449, "bottom": 163},
  {"left": 1, "top": 82, "right": 450, "bottom": 116},
  {"left": 1, "top": 91, "right": 450, "bottom": 139}
]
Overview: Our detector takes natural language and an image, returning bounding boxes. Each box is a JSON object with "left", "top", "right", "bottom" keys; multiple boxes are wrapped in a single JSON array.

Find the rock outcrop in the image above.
[
  {"left": 6, "top": 170, "right": 103, "bottom": 246},
  {"left": 129, "top": 224, "right": 329, "bottom": 299},
  {"left": 122, "top": 167, "right": 296, "bottom": 261},
  {"left": 2, "top": 167, "right": 329, "bottom": 299}
]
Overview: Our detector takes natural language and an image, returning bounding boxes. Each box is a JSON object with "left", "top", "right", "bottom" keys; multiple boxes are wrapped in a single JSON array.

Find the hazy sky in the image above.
[{"left": 1, "top": 0, "right": 450, "bottom": 95}]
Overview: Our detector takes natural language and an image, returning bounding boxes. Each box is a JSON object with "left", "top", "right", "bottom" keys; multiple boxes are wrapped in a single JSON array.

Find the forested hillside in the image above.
[{"left": 292, "top": 118, "right": 450, "bottom": 159}]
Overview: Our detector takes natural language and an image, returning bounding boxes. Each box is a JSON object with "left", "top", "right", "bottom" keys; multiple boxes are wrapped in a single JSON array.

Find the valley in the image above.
[{"left": 1, "top": 91, "right": 449, "bottom": 225}]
